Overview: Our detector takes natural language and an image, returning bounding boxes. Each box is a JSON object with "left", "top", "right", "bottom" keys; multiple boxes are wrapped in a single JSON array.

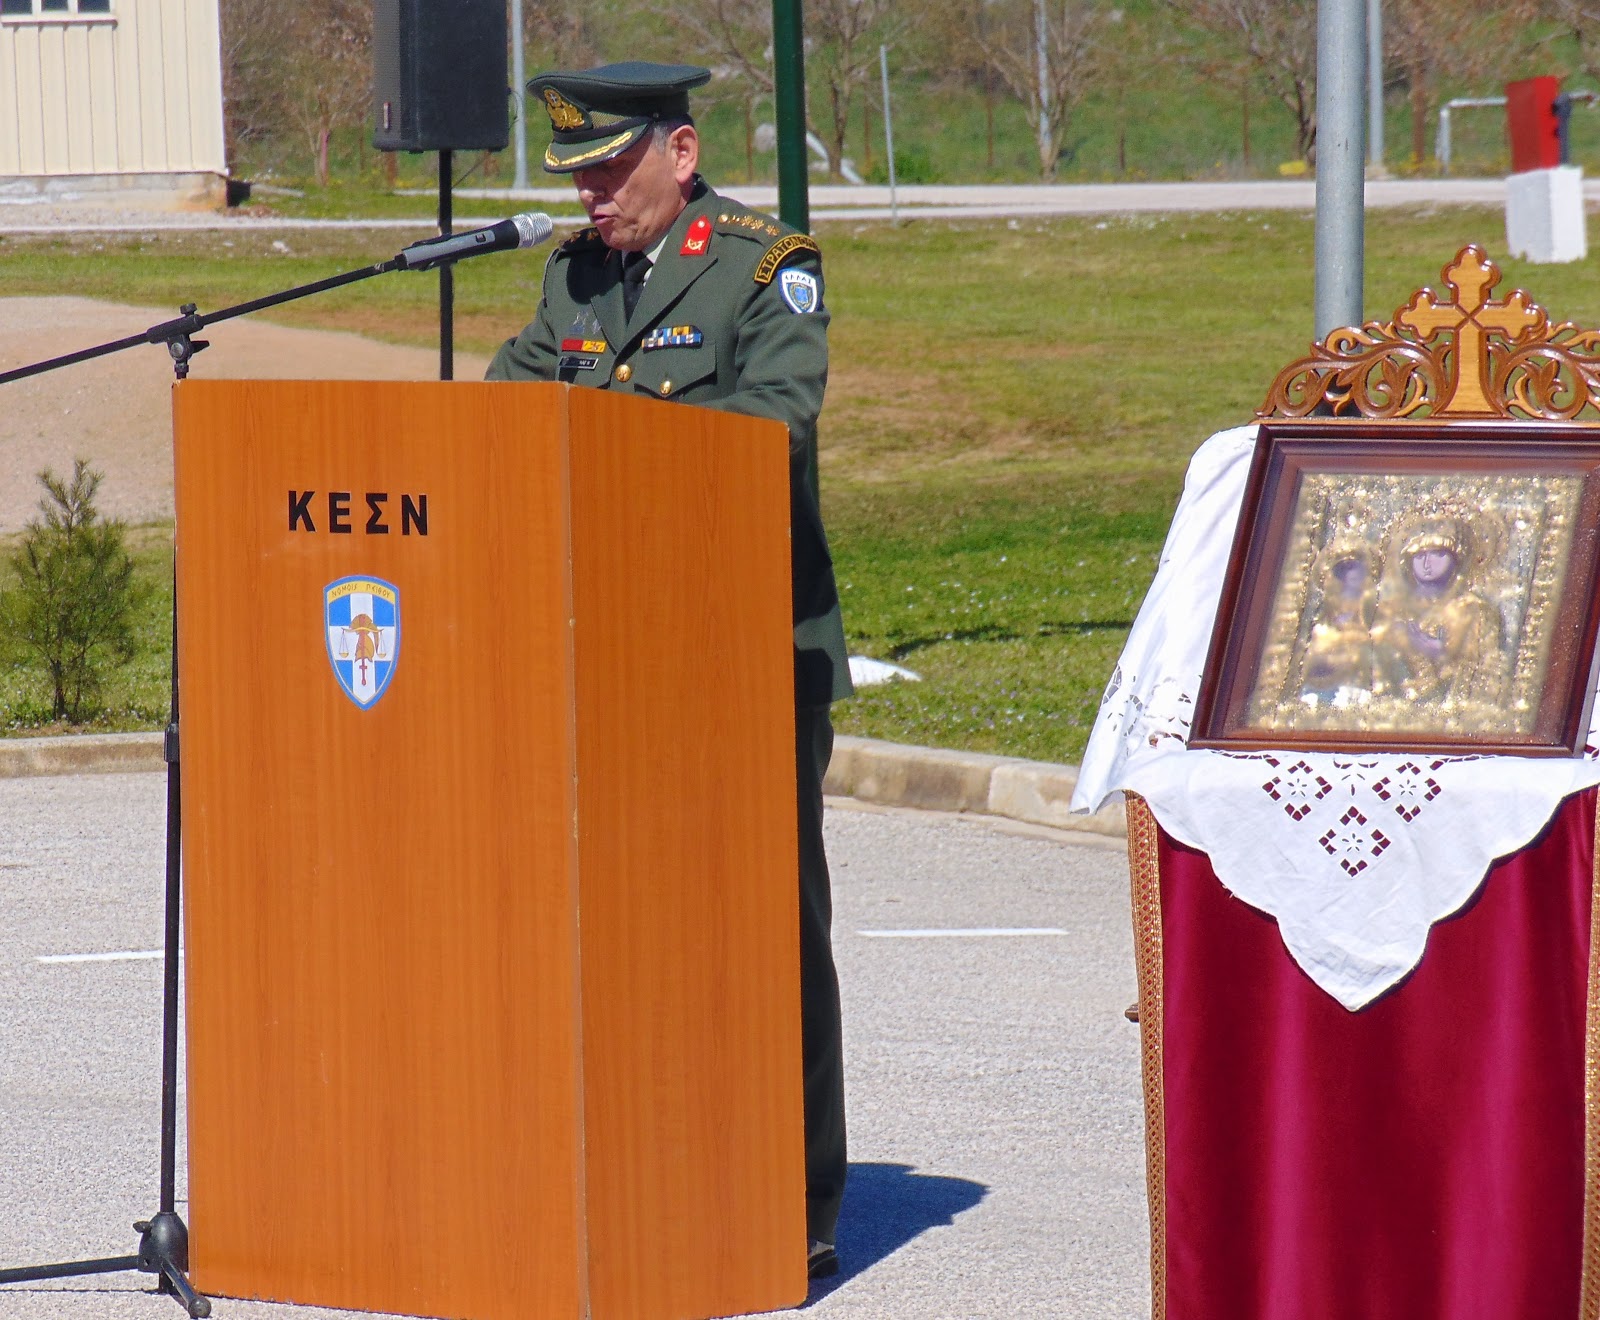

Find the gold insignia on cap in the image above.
[
  {"left": 546, "top": 129, "right": 639, "bottom": 169},
  {"left": 543, "top": 88, "right": 587, "bottom": 131}
]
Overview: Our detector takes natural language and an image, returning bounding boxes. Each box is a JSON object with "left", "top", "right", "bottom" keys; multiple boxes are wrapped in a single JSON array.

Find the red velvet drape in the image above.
[{"left": 1155, "top": 788, "right": 1595, "bottom": 1320}]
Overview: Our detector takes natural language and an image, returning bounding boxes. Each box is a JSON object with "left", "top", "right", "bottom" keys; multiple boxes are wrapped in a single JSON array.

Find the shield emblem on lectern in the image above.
[{"left": 324, "top": 576, "right": 400, "bottom": 708}]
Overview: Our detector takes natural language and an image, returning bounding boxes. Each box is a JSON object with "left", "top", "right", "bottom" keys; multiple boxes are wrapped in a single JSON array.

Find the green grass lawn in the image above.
[{"left": 0, "top": 204, "right": 1587, "bottom": 760}]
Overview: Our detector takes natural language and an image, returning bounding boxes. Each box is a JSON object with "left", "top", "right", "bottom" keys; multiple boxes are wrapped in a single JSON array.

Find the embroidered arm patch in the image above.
[
  {"left": 779, "top": 269, "right": 820, "bottom": 313},
  {"left": 754, "top": 234, "right": 821, "bottom": 284}
]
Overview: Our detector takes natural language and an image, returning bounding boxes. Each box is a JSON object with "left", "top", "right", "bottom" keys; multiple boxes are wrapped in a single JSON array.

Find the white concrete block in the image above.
[{"left": 1505, "top": 165, "right": 1587, "bottom": 264}]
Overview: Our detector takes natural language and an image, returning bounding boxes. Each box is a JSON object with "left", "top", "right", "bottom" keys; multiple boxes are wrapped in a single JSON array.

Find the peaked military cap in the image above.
[{"left": 530, "top": 61, "right": 711, "bottom": 174}]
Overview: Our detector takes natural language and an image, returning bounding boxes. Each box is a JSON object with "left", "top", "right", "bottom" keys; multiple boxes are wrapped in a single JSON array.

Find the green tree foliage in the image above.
[{"left": 0, "top": 462, "right": 140, "bottom": 724}]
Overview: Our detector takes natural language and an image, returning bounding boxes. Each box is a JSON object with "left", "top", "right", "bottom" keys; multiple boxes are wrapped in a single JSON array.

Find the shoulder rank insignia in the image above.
[
  {"left": 754, "top": 234, "right": 821, "bottom": 285},
  {"left": 716, "top": 211, "right": 783, "bottom": 238},
  {"left": 561, "top": 226, "right": 603, "bottom": 251},
  {"left": 641, "top": 325, "right": 704, "bottom": 351}
]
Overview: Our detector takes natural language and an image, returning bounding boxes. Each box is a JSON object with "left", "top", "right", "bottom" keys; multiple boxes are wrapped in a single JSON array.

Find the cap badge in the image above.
[{"left": 543, "top": 88, "right": 587, "bottom": 131}]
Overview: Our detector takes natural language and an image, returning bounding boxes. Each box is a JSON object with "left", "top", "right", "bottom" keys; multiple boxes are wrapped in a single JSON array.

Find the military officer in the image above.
[{"left": 487, "top": 61, "right": 851, "bottom": 1280}]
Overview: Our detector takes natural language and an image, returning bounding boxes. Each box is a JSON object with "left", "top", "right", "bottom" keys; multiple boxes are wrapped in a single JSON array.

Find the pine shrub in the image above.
[{"left": 0, "top": 461, "right": 140, "bottom": 724}]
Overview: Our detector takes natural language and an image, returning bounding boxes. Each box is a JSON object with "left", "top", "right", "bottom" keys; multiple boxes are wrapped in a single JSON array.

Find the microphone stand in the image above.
[{"left": 0, "top": 250, "right": 446, "bottom": 1317}]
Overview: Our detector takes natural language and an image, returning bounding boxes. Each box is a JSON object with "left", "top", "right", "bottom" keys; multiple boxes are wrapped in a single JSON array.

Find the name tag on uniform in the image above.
[
  {"left": 641, "top": 325, "right": 703, "bottom": 351},
  {"left": 558, "top": 354, "right": 601, "bottom": 371}
]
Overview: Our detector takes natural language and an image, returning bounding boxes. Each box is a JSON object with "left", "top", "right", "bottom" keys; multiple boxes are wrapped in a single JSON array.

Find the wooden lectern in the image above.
[{"left": 171, "top": 380, "right": 808, "bottom": 1320}]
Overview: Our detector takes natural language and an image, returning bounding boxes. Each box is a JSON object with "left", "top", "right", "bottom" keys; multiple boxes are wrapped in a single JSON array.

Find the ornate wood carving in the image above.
[{"left": 1261, "top": 245, "right": 1600, "bottom": 422}]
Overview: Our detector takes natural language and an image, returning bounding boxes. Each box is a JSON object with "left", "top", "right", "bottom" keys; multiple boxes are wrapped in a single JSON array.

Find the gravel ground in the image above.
[{"left": 0, "top": 298, "right": 490, "bottom": 535}]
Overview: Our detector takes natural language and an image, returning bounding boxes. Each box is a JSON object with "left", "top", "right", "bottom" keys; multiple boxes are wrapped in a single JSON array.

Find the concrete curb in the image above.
[
  {"left": 0, "top": 730, "right": 1128, "bottom": 840},
  {"left": 825, "top": 735, "right": 1125, "bottom": 839},
  {"left": 0, "top": 731, "right": 166, "bottom": 778}
]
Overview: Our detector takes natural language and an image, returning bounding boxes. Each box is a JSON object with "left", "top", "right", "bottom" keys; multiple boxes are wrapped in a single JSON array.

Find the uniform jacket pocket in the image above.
[{"left": 628, "top": 342, "right": 718, "bottom": 400}]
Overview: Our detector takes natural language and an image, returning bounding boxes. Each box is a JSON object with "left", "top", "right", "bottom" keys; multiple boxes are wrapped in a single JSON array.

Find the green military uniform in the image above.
[
  {"left": 487, "top": 62, "right": 852, "bottom": 1259},
  {"left": 486, "top": 179, "right": 849, "bottom": 706}
]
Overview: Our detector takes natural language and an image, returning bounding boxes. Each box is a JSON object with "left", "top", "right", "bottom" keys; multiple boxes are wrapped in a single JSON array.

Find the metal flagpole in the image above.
[
  {"left": 1367, "top": 0, "right": 1384, "bottom": 175},
  {"left": 512, "top": 0, "right": 528, "bottom": 191},
  {"left": 1314, "top": 0, "right": 1367, "bottom": 340},
  {"left": 880, "top": 45, "right": 897, "bottom": 225},
  {"left": 772, "top": 0, "right": 809, "bottom": 232}
]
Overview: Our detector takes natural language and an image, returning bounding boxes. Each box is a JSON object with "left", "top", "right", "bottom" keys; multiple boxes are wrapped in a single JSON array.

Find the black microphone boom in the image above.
[
  {"left": 0, "top": 216, "right": 560, "bottom": 390},
  {"left": 395, "top": 213, "right": 556, "bottom": 271}
]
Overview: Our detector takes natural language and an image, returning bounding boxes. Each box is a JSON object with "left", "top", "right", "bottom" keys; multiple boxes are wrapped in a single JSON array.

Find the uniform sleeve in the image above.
[
  {"left": 485, "top": 285, "right": 562, "bottom": 381},
  {"left": 714, "top": 249, "right": 829, "bottom": 456}
]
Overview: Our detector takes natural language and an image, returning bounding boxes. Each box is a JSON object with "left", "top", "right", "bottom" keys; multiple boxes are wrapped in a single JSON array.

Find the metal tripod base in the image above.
[
  {"left": 138, "top": 1212, "right": 211, "bottom": 1317},
  {"left": 0, "top": 1212, "right": 210, "bottom": 1317}
]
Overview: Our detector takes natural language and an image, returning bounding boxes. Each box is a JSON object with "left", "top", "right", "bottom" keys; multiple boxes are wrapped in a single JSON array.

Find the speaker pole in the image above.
[{"left": 438, "top": 148, "right": 454, "bottom": 382}]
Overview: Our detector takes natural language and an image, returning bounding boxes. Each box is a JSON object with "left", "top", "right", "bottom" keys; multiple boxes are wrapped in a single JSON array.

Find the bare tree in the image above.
[
  {"left": 970, "top": 0, "right": 1110, "bottom": 180},
  {"left": 919, "top": 0, "right": 1031, "bottom": 174},
  {"left": 1539, "top": 0, "right": 1600, "bottom": 83},
  {"left": 677, "top": 0, "right": 901, "bottom": 180},
  {"left": 1167, "top": 0, "right": 1318, "bottom": 163},
  {"left": 808, "top": 0, "right": 904, "bottom": 179},
  {"left": 284, "top": 2, "right": 372, "bottom": 185},
  {"left": 219, "top": 0, "right": 370, "bottom": 184},
  {"left": 217, "top": 0, "right": 295, "bottom": 166},
  {"left": 519, "top": 0, "right": 601, "bottom": 72},
  {"left": 1386, "top": 0, "right": 1543, "bottom": 168},
  {"left": 679, "top": 0, "right": 774, "bottom": 93},
  {"left": 676, "top": 0, "right": 775, "bottom": 177}
]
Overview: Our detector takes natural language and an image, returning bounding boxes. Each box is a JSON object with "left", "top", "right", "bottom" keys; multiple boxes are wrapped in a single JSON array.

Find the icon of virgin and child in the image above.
[{"left": 1281, "top": 508, "right": 1520, "bottom": 727}]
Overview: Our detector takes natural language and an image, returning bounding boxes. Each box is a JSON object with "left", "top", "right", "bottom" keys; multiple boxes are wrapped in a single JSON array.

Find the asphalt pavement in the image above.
[
  {"left": 0, "top": 177, "right": 1542, "bottom": 235},
  {"left": 0, "top": 771, "right": 1148, "bottom": 1320}
]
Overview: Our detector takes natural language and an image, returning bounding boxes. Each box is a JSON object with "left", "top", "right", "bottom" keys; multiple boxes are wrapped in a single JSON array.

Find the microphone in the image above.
[{"left": 395, "top": 213, "right": 555, "bottom": 271}]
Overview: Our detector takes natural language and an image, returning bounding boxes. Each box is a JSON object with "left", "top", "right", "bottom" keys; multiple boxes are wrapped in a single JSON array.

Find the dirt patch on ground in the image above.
[{"left": 0, "top": 297, "right": 491, "bottom": 535}]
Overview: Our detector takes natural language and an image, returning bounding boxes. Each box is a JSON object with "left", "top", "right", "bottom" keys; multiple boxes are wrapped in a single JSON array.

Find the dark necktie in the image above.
[{"left": 621, "top": 250, "right": 651, "bottom": 320}]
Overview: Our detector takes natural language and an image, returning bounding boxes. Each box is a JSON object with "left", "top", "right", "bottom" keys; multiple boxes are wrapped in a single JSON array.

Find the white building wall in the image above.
[{"left": 0, "top": 0, "right": 224, "bottom": 185}]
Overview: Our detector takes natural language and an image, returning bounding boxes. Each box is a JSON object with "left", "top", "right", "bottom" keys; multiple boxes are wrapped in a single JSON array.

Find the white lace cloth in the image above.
[{"left": 1071, "top": 424, "right": 1600, "bottom": 1009}]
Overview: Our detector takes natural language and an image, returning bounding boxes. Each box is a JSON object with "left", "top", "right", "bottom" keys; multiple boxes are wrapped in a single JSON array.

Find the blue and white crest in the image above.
[
  {"left": 779, "top": 268, "right": 820, "bottom": 314},
  {"left": 325, "top": 576, "right": 400, "bottom": 708}
]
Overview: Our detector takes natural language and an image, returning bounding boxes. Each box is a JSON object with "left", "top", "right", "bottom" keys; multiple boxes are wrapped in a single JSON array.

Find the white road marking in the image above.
[
  {"left": 858, "top": 927, "right": 1067, "bottom": 939},
  {"left": 37, "top": 950, "right": 164, "bottom": 964}
]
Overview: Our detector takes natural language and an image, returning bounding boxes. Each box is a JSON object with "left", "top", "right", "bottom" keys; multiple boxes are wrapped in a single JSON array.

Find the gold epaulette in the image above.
[
  {"left": 754, "top": 234, "right": 821, "bottom": 285},
  {"left": 560, "top": 225, "right": 604, "bottom": 252},
  {"left": 715, "top": 208, "right": 785, "bottom": 241}
]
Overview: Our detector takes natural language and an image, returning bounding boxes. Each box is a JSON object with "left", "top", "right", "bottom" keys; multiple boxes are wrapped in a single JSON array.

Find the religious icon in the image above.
[
  {"left": 1367, "top": 514, "right": 1507, "bottom": 709},
  {"left": 1190, "top": 421, "right": 1600, "bottom": 755},
  {"left": 1295, "top": 535, "right": 1381, "bottom": 708}
]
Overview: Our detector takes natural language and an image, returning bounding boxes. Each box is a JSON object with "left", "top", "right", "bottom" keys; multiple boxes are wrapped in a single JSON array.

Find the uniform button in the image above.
[
  {"left": 615, "top": 363, "right": 632, "bottom": 382},
  {"left": 659, "top": 380, "right": 673, "bottom": 396}
]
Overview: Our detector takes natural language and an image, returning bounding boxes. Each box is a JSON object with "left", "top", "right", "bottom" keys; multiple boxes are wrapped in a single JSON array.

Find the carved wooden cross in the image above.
[{"left": 1396, "top": 246, "right": 1543, "bottom": 416}]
